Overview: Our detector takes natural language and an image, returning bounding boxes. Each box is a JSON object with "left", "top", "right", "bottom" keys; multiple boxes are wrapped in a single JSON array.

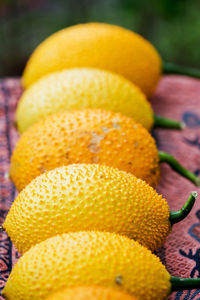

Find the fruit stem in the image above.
[
  {"left": 163, "top": 62, "right": 200, "bottom": 78},
  {"left": 170, "top": 191, "right": 197, "bottom": 225},
  {"left": 159, "top": 151, "right": 200, "bottom": 187},
  {"left": 171, "top": 276, "right": 200, "bottom": 291},
  {"left": 154, "top": 114, "right": 184, "bottom": 130}
]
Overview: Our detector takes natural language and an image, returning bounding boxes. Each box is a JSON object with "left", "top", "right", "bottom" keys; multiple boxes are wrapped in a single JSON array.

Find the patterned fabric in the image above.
[
  {"left": 0, "top": 79, "right": 20, "bottom": 299},
  {"left": 151, "top": 76, "right": 200, "bottom": 300},
  {"left": 0, "top": 76, "right": 200, "bottom": 299}
]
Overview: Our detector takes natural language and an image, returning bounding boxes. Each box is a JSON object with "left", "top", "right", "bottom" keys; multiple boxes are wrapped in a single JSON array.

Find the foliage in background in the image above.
[{"left": 0, "top": 0, "right": 200, "bottom": 76}]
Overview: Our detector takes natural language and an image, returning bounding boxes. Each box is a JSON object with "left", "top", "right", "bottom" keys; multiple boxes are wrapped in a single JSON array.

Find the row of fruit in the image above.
[{"left": 2, "top": 22, "right": 200, "bottom": 300}]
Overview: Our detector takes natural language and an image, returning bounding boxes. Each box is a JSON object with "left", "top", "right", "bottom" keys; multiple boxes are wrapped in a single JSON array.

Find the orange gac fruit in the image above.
[{"left": 10, "top": 109, "right": 160, "bottom": 191}]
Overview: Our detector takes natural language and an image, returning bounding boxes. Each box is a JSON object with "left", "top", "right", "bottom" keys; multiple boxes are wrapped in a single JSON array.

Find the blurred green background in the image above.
[{"left": 0, "top": 0, "right": 200, "bottom": 77}]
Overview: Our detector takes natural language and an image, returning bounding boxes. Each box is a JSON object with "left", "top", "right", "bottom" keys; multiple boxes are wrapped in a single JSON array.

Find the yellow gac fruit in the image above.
[
  {"left": 17, "top": 68, "right": 154, "bottom": 133},
  {"left": 4, "top": 164, "right": 170, "bottom": 254},
  {"left": 22, "top": 22, "right": 162, "bottom": 96},
  {"left": 46, "top": 286, "right": 138, "bottom": 300},
  {"left": 10, "top": 109, "right": 160, "bottom": 191},
  {"left": 2, "top": 231, "right": 171, "bottom": 300}
]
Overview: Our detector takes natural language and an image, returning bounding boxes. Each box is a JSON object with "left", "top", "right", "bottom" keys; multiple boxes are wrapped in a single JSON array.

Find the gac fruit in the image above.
[
  {"left": 10, "top": 109, "right": 160, "bottom": 191},
  {"left": 17, "top": 68, "right": 154, "bottom": 133},
  {"left": 4, "top": 164, "right": 197, "bottom": 254},
  {"left": 22, "top": 22, "right": 161, "bottom": 96},
  {"left": 2, "top": 231, "right": 171, "bottom": 300},
  {"left": 4, "top": 231, "right": 199, "bottom": 300}
]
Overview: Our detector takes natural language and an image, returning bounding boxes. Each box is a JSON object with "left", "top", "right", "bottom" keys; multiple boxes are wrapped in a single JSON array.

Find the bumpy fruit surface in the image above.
[
  {"left": 4, "top": 164, "right": 170, "bottom": 254},
  {"left": 17, "top": 68, "right": 153, "bottom": 133},
  {"left": 10, "top": 109, "right": 160, "bottom": 191},
  {"left": 2, "top": 232, "right": 171, "bottom": 300},
  {"left": 22, "top": 22, "right": 162, "bottom": 96},
  {"left": 46, "top": 286, "right": 137, "bottom": 300}
]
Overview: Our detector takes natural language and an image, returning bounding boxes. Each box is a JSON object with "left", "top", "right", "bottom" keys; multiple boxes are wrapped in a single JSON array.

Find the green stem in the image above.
[
  {"left": 159, "top": 151, "right": 200, "bottom": 187},
  {"left": 163, "top": 62, "right": 200, "bottom": 78},
  {"left": 171, "top": 276, "right": 200, "bottom": 291},
  {"left": 170, "top": 192, "right": 197, "bottom": 225},
  {"left": 154, "top": 114, "right": 184, "bottom": 130}
]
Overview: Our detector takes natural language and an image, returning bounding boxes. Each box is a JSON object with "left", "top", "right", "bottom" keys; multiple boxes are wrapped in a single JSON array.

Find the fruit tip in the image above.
[{"left": 191, "top": 191, "right": 198, "bottom": 198}]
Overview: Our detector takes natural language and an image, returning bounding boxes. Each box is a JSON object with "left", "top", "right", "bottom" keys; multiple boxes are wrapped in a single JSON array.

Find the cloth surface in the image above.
[{"left": 0, "top": 76, "right": 200, "bottom": 299}]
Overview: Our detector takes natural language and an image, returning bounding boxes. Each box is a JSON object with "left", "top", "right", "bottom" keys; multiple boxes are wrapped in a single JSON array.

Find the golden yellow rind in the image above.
[
  {"left": 2, "top": 231, "right": 171, "bottom": 300},
  {"left": 46, "top": 286, "right": 138, "bottom": 300},
  {"left": 22, "top": 22, "right": 162, "bottom": 96},
  {"left": 5, "top": 164, "right": 170, "bottom": 253},
  {"left": 17, "top": 68, "right": 154, "bottom": 133}
]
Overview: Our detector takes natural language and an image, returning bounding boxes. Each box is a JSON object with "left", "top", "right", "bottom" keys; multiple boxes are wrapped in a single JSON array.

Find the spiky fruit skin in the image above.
[
  {"left": 10, "top": 109, "right": 160, "bottom": 191},
  {"left": 2, "top": 232, "right": 171, "bottom": 300},
  {"left": 22, "top": 23, "right": 162, "bottom": 96},
  {"left": 17, "top": 68, "right": 154, "bottom": 133},
  {"left": 46, "top": 286, "right": 137, "bottom": 300},
  {"left": 5, "top": 164, "right": 170, "bottom": 253}
]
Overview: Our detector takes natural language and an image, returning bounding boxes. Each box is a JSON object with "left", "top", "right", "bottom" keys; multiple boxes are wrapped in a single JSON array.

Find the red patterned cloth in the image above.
[{"left": 0, "top": 76, "right": 200, "bottom": 299}]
